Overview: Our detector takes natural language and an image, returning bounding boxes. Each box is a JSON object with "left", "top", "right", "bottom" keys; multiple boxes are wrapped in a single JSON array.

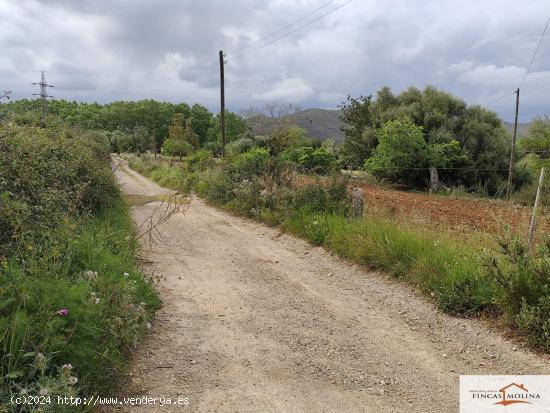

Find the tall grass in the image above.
[
  {"left": 125, "top": 148, "right": 550, "bottom": 352},
  {"left": 283, "top": 208, "right": 494, "bottom": 314},
  {"left": 1, "top": 125, "right": 159, "bottom": 411}
]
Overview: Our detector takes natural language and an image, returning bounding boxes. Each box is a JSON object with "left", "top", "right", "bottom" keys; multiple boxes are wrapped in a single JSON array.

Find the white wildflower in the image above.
[
  {"left": 123, "top": 272, "right": 130, "bottom": 277},
  {"left": 83, "top": 270, "right": 98, "bottom": 280},
  {"left": 68, "top": 376, "right": 78, "bottom": 385},
  {"left": 94, "top": 298, "right": 100, "bottom": 305},
  {"left": 62, "top": 364, "right": 73, "bottom": 371},
  {"left": 39, "top": 388, "right": 49, "bottom": 396}
]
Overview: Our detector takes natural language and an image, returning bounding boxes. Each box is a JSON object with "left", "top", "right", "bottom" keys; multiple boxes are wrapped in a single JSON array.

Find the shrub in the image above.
[
  {"left": 0, "top": 125, "right": 118, "bottom": 258},
  {"left": 0, "top": 124, "right": 159, "bottom": 405},
  {"left": 289, "top": 175, "right": 350, "bottom": 215},
  {"left": 225, "top": 137, "right": 255, "bottom": 156},
  {"left": 279, "top": 147, "right": 337, "bottom": 174},
  {"left": 487, "top": 236, "right": 550, "bottom": 350},
  {"left": 161, "top": 138, "right": 193, "bottom": 159},
  {"left": 228, "top": 147, "right": 270, "bottom": 181},
  {"left": 184, "top": 149, "right": 215, "bottom": 173}
]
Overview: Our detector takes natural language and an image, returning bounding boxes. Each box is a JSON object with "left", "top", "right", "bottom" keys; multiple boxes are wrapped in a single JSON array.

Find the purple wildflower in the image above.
[{"left": 56, "top": 308, "right": 69, "bottom": 316}]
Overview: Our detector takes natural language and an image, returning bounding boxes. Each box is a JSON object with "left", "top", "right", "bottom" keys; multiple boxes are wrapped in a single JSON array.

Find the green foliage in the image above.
[
  {"left": 365, "top": 118, "right": 427, "bottom": 186},
  {"left": 183, "top": 118, "right": 199, "bottom": 149},
  {"left": 0, "top": 125, "right": 118, "bottom": 258},
  {"left": 185, "top": 149, "right": 215, "bottom": 173},
  {"left": 0, "top": 124, "right": 159, "bottom": 406},
  {"left": 167, "top": 113, "right": 185, "bottom": 141},
  {"left": 225, "top": 137, "right": 255, "bottom": 156},
  {"left": 519, "top": 116, "right": 550, "bottom": 158},
  {"left": 207, "top": 112, "right": 251, "bottom": 147},
  {"left": 0, "top": 99, "right": 213, "bottom": 150},
  {"left": 161, "top": 138, "right": 193, "bottom": 158},
  {"left": 279, "top": 146, "right": 337, "bottom": 174},
  {"left": 426, "top": 140, "right": 467, "bottom": 168},
  {"left": 487, "top": 237, "right": 550, "bottom": 351},
  {"left": 270, "top": 126, "right": 312, "bottom": 154},
  {"left": 340, "top": 86, "right": 511, "bottom": 194},
  {"left": 228, "top": 148, "right": 270, "bottom": 181},
  {"left": 132, "top": 126, "right": 154, "bottom": 153},
  {"left": 512, "top": 154, "right": 549, "bottom": 205},
  {"left": 338, "top": 95, "right": 375, "bottom": 167},
  {"left": 189, "top": 104, "right": 213, "bottom": 147}
]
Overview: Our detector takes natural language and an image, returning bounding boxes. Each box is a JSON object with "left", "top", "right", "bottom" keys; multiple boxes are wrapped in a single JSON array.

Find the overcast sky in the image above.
[{"left": 0, "top": 0, "right": 548, "bottom": 122}]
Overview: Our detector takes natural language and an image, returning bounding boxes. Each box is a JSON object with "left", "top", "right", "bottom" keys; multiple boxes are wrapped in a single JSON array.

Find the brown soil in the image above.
[{"left": 354, "top": 180, "right": 549, "bottom": 238}]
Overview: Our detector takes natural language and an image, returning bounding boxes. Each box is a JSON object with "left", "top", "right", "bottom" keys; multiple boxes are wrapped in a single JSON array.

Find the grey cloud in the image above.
[{"left": 0, "top": 0, "right": 549, "bottom": 121}]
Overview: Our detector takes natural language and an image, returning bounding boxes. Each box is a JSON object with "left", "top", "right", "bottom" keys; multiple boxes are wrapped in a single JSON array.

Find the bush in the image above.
[
  {"left": 289, "top": 176, "right": 350, "bottom": 215},
  {"left": 225, "top": 137, "right": 255, "bottom": 156},
  {"left": 487, "top": 237, "right": 550, "bottom": 350},
  {"left": 279, "top": 147, "right": 337, "bottom": 174},
  {"left": 228, "top": 147, "right": 270, "bottom": 181},
  {"left": 0, "top": 124, "right": 159, "bottom": 407},
  {"left": 184, "top": 149, "right": 215, "bottom": 173},
  {"left": 0, "top": 125, "right": 118, "bottom": 258},
  {"left": 161, "top": 138, "right": 193, "bottom": 158}
]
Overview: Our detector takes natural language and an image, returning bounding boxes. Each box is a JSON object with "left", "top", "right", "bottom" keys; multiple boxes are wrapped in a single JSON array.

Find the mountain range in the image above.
[{"left": 246, "top": 108, "right": 531, "bottom": 143}]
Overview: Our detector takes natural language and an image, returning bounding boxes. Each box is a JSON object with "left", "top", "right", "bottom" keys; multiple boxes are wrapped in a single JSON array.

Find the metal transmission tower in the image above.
[{"left": 32, "top": 71, "right": 54, "bottom": 120}]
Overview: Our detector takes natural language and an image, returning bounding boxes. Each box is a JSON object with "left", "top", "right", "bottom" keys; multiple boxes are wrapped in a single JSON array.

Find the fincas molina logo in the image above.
[
  {"left": 494, "top": 382, "right": 539, "bottom": 406},
  {"left": 469, "top": 382, "right": 541, "bottom": 406},
  {"left": 461, "top": 376, "right": 550, "bottom": 412}
]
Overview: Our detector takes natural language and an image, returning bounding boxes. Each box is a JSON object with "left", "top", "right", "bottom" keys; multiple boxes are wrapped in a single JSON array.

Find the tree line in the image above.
[{"left": 1, "top": 86, "right": 548, "bottom": 197}]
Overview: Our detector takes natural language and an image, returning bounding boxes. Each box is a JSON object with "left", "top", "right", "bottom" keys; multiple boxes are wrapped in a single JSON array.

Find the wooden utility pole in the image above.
[
  {"left": 527, "top": 167, "right": 545, "bottom": 252},
  {"left": 219, "top": 50, "right": 226, "bottom": 157},
  {"left": 506, "top": 88, "right": 520, "bottom": 199}
]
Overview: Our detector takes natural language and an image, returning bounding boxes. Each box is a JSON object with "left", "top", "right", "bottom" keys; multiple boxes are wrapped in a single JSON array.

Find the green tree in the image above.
[
  {"left": 365, "top": 118, "right": 427, "bottom": 187},
  {"left": 339, "top": 94, "right": 375, "bottom": 167},
  {"left": 190, "top": 104, "right": 213, "bottom": 146},
  {"left": 271, "top": 126, "right": 312, "bottom": 154},
  {"left": 183, "top": 118, "right": 200, "bottom": 149},
  {"left": 168, "top": 113, "right": 185, "bottom": 141},
  {"left": 519, "top": 117, "right": 550, "bottom": 158},
  {"left": 341, "top": 86, "right": 511, "bottom": 193},
  {"left": 207, "top": 111, "right": 251, "bottom": 149},
  {"left": 162, "top": 139, "right": 193, "bottom": 159},
  {"left": 133, "top": 126, "right": 154, "bottom": 154}
]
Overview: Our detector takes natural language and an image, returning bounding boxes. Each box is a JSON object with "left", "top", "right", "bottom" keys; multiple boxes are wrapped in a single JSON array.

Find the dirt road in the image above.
[{"left": 113, "top": 159, "right": 549, "bottom": 412}]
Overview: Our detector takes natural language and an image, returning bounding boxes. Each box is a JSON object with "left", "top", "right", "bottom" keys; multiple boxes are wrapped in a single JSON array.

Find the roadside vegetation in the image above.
[
  {"left": 2, "top": 84, "right": 549, "bottom": 359},
  {"left": 123, "top": 114, "right": 550, "bottom": 352},
  {"left": 0, "top": 121, "right": 159, "bottom": 411}
]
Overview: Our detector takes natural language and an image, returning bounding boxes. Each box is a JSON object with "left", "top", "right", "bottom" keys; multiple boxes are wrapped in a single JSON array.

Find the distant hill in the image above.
[
  {"left": 503, "top": 122, "right": 531, "bottom": 137},
  {"left": 246, "top": 109, "right": 345, "bottom": 142},
  {"left": 285, "top": 109, "right": 345, "bottom": 142},
  {"left": 246, "top": 108, "right": 532, "bottom": 143}
]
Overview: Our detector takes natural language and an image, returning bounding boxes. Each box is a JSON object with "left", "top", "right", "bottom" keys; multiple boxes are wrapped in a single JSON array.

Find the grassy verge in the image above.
[
  {"left": 123, "top": 152, "right": 550, "bottom": 353},
  {"left": 1, "top": 127, "right": 159, "bottom": 411}
]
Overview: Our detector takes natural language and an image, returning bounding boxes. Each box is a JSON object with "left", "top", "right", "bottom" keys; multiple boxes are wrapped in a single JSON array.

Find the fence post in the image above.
[
  {"left": 352, "top": 187, "right": 364, "bottom": 219},
  {"left": 527, "top": 167, "right": 545, "bottom": 253}
]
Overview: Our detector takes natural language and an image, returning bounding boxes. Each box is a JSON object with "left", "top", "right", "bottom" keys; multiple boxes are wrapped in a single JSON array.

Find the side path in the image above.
[{"left": 110, "top": 157, "right": 550, "bottom": 413}]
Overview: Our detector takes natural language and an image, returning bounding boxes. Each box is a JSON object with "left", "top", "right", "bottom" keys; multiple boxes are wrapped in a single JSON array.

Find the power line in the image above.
[
  {"left": 485, "top": 91, "right": 516, "bottom": 106},
  {"left": 228, "top": 0, "right": 354, "bottom": 61},
  {"left": 519, "top": 14, "right": 550, "bottom": 87},
  {"left": 228, "top": 0, "right": 337, "bottom": 55},
  {"left": 32, "top": 71, "right": 54, "bottom": 121}
]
